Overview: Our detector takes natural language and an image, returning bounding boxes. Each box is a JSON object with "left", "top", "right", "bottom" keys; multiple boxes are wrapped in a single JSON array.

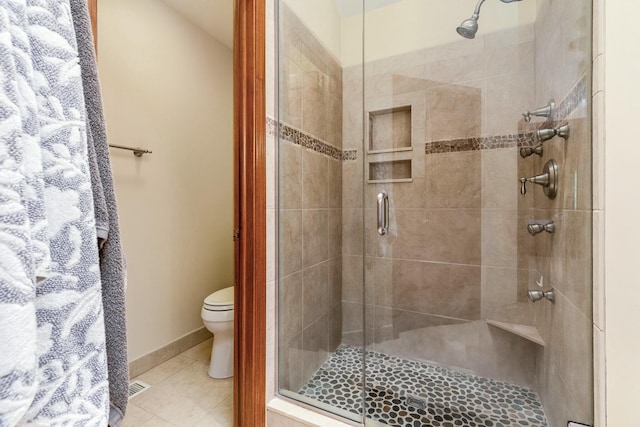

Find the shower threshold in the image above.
[{"left": 298, "top": 345, "right": 548, "bottom": 427}]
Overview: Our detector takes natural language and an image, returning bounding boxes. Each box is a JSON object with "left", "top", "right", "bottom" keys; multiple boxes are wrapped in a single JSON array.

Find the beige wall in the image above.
[
  {"left": 341, "top": 0, "right": 537, "bottom": 67},
  {"left": 603, "top": 0, "right": 640, "bottom": 425},
  {"left": 98, "top": 0, "right": 234, "bottom": 361},
  {"left": 281, "top": 0, "right": 537, "bottom": 68},
  {"left": 281, "top": 0, "right": 342, "bottom": 62}
]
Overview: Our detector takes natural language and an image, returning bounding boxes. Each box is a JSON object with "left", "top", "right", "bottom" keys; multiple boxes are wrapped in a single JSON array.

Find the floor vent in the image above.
[{"left": 128, "top": 380, "right": 150, "bottom": 399}]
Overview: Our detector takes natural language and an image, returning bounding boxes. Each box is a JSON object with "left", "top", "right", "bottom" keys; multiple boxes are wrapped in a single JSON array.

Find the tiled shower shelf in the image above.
[
  {"left": 365, "top": 150, "right": 413, "bottom": 183},
  {"left": 368, "top": 159, "right": 412, "bottom": 182},
  {"left": 368, "top": 147, "right": 413, "bottom": 155},
  {"left": 368, "top": 179, "right": 413, "bottom": 184},
  {"left": 486, "top": 320, "right": 545, "bottom": 347}
]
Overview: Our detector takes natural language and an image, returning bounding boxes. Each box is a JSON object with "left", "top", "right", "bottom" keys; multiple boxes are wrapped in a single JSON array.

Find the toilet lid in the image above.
[{"left": 204, "top": 286, "right": 234, "bottom": 307}]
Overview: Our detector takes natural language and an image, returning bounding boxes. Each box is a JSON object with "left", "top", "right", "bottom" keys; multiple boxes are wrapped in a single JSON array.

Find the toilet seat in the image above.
[
  {"left": 203, "top": 286, "right": 234, "bottom": 311},
  {"left": 203, "top": 304, "right": 233, "bottom": 312}
]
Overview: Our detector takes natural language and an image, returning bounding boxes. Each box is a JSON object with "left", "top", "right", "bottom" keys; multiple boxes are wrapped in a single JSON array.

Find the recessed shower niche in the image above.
[
  {"left": 369, "top": 106, "right": 412, "bottom": 152},
  {"left": 368, "top": 159, "right": 412, "bottom": 181},
  {"left": 366, "top": 105, "right": 413, "bottom": 183}
]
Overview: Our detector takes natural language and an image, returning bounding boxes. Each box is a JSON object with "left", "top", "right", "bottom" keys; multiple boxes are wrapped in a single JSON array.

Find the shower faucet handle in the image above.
[
  {"left": 522, "top": 100, "right": 555, "bottom": 123},
  {"left": 520, "top": 177, "right": 537, "bottom": 196},
  {"left": 527, "top": 221, "right": 555, "bottom": 236},
  {"left": 519, "top": 159, "right": 558, "bottom": 199},
  {"left": 519, "top": 173, "right": 550, "bottom": 196},
  {"left": 519, "top": 144, "right": 544, "bottom": 158},
  {"left": 536, "top": 123, "right": 570, "bottom": 142},
  {"left": 528, "top": 288, "right": 556, "bottom": 303}
]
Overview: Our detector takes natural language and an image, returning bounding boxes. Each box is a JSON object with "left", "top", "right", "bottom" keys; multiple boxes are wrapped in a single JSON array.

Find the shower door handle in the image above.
[{"left": 377, "top": 191, "right": 389, "bottom": 236}]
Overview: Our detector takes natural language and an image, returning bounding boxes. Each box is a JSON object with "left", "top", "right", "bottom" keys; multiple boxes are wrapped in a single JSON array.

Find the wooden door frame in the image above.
[{"left": 233, "top": 0, "right": 267, "bottom": 427}]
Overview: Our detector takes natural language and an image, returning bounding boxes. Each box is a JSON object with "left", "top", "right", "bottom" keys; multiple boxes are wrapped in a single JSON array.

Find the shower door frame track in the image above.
[{"left": 233, "top": 0, "right": 267, "bottom": 426}]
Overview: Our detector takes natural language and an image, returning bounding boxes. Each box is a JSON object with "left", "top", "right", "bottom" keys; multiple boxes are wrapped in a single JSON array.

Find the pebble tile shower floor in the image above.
[{"left": 298, "top": 345, "right": 548, "bottom": 427}]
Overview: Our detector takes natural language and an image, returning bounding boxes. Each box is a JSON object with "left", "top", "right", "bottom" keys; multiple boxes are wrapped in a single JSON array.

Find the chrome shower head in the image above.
[
  {"left": 456, "top": 17, "right": 479, "bottom": 39},
  {"left": 456, "top": 0, "right": 523, "bottom": 39}
]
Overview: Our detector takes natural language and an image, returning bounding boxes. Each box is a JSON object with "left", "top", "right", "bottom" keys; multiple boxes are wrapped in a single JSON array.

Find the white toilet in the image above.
[{"left": 201, "top": 286, "right": 234, "bottom": 379}]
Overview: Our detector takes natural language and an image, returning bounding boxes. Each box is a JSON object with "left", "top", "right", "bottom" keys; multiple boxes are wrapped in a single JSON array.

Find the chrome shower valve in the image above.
[
  {"left": 536, "top": 123, "right": 570, "bottom": 142},
  {"left": 528, "top": 289, "right": 556, "bottom": 303},
  {"left": 520, "top": 143, "right": 544, "bottom": 158},
  {"left": 522, "top": 100, "right": 555, "bottom": 123},
  {"left": 519, "top": 159, "right": 558, "bottom": 199},
  {"left": 527, "top": 221, "right": 555, "bottom": 236}
]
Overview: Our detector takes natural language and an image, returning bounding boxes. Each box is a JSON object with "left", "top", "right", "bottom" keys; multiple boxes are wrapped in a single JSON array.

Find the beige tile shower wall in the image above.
[
  {"left": 520, "top": 1, "right": 594, "bottom": 426},
  {"left": 278, "top": 4, "right": 343, "bottom": 393},
  {"left": 341, "top": 26, "right": 538, "bottom": 387},
  {"left": 278, "top": 145, "right": 343, "bottom": 393}
]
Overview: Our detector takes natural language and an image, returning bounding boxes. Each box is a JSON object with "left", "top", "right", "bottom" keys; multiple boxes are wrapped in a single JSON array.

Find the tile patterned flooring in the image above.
[{"left": 123, "top": 338, "right": 232, "bottom": 427}]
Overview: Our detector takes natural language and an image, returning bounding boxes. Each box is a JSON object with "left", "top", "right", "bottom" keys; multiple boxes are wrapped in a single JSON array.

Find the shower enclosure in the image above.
[{"left": 276, "top": 1, "right": 593, "bottom": 426}]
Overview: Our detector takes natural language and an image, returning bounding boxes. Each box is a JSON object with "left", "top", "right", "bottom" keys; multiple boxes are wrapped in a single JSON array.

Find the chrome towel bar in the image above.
[{"left": 108, "top": 144, "right": 152, "bottom": 157}]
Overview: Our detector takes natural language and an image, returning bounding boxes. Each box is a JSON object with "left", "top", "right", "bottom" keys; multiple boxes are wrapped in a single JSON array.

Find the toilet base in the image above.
[{"left": 208, "top": 332, "right": 234, "bottom": 379}]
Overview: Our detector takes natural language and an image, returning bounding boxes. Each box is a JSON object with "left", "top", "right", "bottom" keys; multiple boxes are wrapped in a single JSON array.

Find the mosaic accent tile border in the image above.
[
  {"left": 425, "top": 133, "right": 536, "bottom": 155},
  {"left": 267, "top": 117, "right": 346, "bottom": 161},
  {"left": 343, "top": 149, "right": 358, "bottom": 161},
  {"left": 299, "top": 345, "right": 548, "bottom": 427}
]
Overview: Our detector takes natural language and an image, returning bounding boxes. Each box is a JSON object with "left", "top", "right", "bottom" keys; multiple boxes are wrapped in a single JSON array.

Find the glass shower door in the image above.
[
  {"left": 360, "top": 1, "right": 593, "bottom": 426},
  {"left": 276, "top": 0, "right": 367, "bottom": 422},
  {"left": 275, "top": 1, "right": 593, "bottom": 426}
]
